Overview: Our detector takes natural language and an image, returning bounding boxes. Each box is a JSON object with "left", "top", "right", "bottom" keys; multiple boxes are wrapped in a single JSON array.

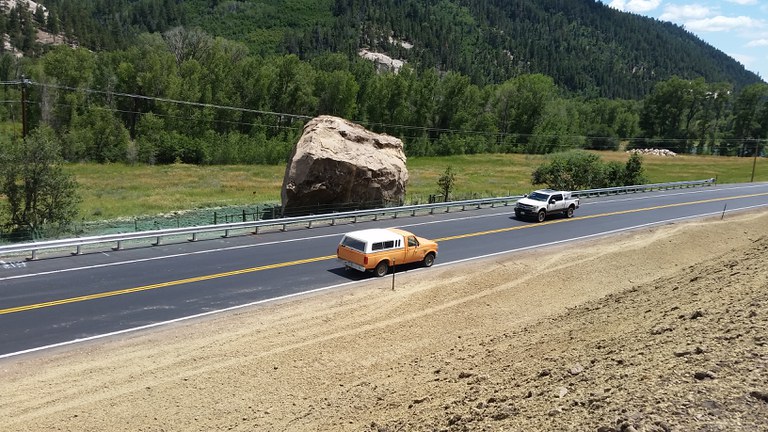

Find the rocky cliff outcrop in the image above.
[
  {"left": 358, "top": 49, "right": 405, "bottom": 73},
  {"left": 281, "top": 116, "right": 408, "bottom": 216}
]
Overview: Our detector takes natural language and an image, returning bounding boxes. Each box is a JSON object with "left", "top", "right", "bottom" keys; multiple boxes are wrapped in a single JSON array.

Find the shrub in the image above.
[{"left": 532, "top": 150, "right": 646, "bottom": 190}]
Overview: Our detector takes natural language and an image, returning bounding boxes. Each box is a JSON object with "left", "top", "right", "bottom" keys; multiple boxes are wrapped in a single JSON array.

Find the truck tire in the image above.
[
  {"left": 423, "top": 252, "right": 435, "bottom": 268},
  {"left": 374, "top": 260, "right": 389, "bottom": 277},
  {"left": 565, "top": 205, "right": 575, "bottom": 218},
  {"left": 537, "top": 209, "right": 546, "bottom": 223}
]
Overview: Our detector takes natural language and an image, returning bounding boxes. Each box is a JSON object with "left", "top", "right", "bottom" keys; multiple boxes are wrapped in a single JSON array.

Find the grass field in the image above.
[{"left": 64, "top": 151, "right": 768, "bottom": 222}]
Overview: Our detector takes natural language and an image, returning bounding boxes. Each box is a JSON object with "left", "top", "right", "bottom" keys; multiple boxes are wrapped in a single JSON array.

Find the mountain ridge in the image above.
[{"left": 1, "top": 0, "right": 762, "bottom": 98}]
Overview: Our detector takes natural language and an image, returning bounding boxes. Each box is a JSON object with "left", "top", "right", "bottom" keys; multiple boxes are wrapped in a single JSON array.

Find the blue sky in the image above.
[{"left": 598, "top": 0, "right": 768, "bottom": 82}]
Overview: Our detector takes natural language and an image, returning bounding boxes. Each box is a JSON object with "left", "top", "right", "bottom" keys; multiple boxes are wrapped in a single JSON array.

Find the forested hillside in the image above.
[
  {"left": 1, "top": 0, "right": 767, "bottom": 238},
  {"left": 0, "top": 0, "right": 765, "bottom": 165},
  {"left": 1, "top": 0, "right": 766, "bottom": 158},
  {"left": 6, "top": 0, "right": 762, "bottom": 99}
]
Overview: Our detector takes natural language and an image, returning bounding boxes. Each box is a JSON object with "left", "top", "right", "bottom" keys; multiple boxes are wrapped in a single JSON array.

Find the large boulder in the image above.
[{"left": 281, "top": 116, "right": 408, "bottom": 216}]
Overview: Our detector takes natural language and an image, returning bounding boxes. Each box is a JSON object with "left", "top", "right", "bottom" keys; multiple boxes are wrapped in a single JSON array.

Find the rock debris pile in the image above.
[{"left": 627, "top": 148, "right": 678, "bottom": 157}]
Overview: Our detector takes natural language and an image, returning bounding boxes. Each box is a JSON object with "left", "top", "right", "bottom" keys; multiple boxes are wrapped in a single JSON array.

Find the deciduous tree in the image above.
[
  {"left": 0, "top": 127, "right": 80, "bottom": 238},
  {"left": 437, "top": 166, "right": 456, "bottom": 202}
]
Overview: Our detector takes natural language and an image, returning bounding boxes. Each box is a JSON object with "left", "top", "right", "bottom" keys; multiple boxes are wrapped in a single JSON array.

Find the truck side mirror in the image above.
[{"left": 549, "top": 199, "right": 556, "bottom": 204}]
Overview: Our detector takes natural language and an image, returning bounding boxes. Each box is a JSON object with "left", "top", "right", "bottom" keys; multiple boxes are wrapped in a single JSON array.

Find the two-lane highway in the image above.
[{"left": 2, "top": 182, "right": 768, "bottom": 358}]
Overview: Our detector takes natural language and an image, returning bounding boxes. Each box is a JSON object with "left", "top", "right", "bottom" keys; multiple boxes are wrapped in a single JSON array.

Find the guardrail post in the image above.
[{"left": 0, "top": 180, "right": 722, "bottom": 261}]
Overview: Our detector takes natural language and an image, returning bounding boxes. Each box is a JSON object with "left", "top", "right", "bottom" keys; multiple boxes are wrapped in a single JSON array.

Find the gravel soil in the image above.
[{"left": 1, "top": 210, "right": 767, "bottom": 432}]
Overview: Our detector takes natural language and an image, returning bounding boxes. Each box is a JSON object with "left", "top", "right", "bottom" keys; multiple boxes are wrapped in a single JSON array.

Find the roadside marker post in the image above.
[{"left": 391, "top": 260, "right": 396, "bottom": 291}]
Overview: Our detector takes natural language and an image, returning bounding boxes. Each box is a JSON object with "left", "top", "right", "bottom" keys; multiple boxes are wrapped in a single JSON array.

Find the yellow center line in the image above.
[
  {"left": 0, "top": 255, "right": 334, "bottom": 315},
  {"left": 2, "top": 191, "right": 766, "bottom": 315},
  {"left": 435, "top": 191, "right": 768, "bottom": 241}
]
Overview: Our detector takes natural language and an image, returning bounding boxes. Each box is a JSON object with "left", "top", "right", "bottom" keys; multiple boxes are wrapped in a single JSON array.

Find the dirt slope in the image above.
[{"left": 1, "top": 210, "right": 767, "bottom": 432}]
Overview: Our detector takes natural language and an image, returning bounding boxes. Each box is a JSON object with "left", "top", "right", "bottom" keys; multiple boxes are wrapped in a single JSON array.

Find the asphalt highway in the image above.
[{"left": 2, "top": 182, "right": 767, "bottom": 358}]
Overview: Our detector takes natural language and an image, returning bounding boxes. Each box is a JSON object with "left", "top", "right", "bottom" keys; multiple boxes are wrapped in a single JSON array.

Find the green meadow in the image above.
[{"left": 66, "top": 152, "right": 767, "bottom": 221}]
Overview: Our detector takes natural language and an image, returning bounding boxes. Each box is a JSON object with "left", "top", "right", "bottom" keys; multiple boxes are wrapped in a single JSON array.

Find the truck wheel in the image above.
[
  {"left": 565, "top": 205, "right": 575, "bottom": 218},
  {"left": 537, "top": 209, "right": 546, "bottom": 223},
  {"left": 423, "top": 253, "right": 435, "bottom": 268},
  {"left": 514, "top": 210, "right": 522, "bottom": 219},
  {"left": 374, "top": 261, "right": 389, "bottom": 277}
]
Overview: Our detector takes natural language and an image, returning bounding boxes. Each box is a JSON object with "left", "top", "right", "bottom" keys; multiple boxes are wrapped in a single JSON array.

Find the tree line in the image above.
[{"left": 0, "top": 27, "right": 765, "bottom": 166}]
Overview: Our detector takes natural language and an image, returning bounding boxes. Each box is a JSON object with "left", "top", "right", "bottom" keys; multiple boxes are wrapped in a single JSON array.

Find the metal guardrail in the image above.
[
  {"left": 571, "top": 178, "right": 716, "bottom": 198},
  {"left": 0, "top": 179, "right": 715, "bottom": 260}
]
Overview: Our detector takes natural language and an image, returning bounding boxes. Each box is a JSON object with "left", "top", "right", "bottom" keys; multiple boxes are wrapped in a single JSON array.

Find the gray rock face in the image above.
[{"left": 281, "top": 116, "right": 408, "bottom": 216}]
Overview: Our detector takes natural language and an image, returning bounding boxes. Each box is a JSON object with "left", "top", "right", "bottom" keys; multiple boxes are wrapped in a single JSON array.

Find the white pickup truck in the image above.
[{"left": 514, "top": 189, "right": 580, "bottom": 222}]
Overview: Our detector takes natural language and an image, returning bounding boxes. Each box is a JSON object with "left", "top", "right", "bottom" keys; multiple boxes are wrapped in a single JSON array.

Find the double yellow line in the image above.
[
  {"left": 437, "top": 190, "right": 768, "bottom": 241},
  {"left": 0, "top": 256, "right": 333, "bottom": 315},
  {"left": 2, "top": 191, "right": 766, "bottom": 315}
]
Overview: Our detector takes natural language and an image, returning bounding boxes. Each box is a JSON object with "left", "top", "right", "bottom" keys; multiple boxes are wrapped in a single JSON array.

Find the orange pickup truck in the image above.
[{"left": 336, "top": 228, "right": 439, "bottom": 277}]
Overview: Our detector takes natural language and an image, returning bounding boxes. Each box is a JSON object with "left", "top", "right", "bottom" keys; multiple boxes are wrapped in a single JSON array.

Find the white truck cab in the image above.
[{"left": 514, "top": 189, "right": 580, "bottom": 222}]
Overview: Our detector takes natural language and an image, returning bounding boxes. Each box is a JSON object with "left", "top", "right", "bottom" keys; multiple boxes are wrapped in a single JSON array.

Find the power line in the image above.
[
  {"left": 0, "top": 80, "right": 517, "bottom": 138},
  {"left": 26, "top": 80, "right": 315, "bottom": 122},
  {"left": 0, "top": 80, "right": 764, "bottom": 146}
]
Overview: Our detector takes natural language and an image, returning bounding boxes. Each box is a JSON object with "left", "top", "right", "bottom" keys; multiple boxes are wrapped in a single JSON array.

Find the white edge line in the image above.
[
  {"left": 435, "top": 203, "right": 768, "bottom": 267},
  {"left": 0, "top": 279, "right": 362, "bottom": 360},
  {"left": 2, "top": 183, "right": 764, "bottom": 281},
  {"left": 0, "top": 211, "right": 507, "bottom": 281},
  {"left": 2, "top": 202, "right": 766, "bottom": 360}
]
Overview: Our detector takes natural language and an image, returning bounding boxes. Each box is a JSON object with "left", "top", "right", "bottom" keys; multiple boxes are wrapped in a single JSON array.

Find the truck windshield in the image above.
[
  {"left": 528, "top": 192, "right": 549, "bottom": 202},
  {"left": 340, "top": 236, "right": 366, "bottom": 252}
]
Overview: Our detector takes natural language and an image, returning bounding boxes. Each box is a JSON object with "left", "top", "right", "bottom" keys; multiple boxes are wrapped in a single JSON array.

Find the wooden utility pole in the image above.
[{"left": 21, "top": 76, "right": 29, "bottom": 138}]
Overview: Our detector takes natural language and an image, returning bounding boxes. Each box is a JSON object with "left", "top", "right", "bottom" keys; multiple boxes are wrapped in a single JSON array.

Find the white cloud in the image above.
[
  {"left": 609, "top": 0, "right": 662, "bottom": 13},
  {"left": 660, "top": 4, "right": 710, "bottom": 21},
  {"left": 685, "top": 16, "right": 760, "bottom": 32},
  {"left": 726, "top": 0, "right": 757, "bottom": 5},
  {"left": 746, "top": 39, "right": 768, "bottom": 47}
]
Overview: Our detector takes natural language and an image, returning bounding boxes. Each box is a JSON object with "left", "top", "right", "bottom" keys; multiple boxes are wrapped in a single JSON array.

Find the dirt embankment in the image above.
[{"left": 1, "top": 210, "right": 767, "bottom": 431}]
